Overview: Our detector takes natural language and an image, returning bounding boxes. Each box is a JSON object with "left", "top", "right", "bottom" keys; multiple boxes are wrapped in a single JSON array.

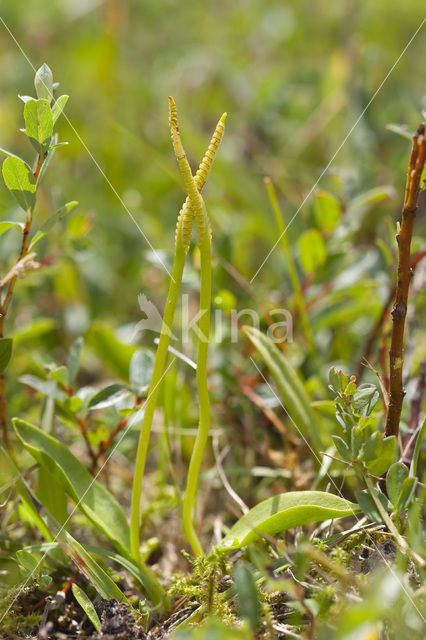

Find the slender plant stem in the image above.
[
  {"left": 182, "top": 233, "right": 212, "bottom": 556},
  {"left": 168, "top": 96, "right": 214, "bottom": 555},
  {"left": 0, "top": 151, "right": 46, "bottom": 448},
  {"left": 385, "top": 125, "right": 426, "bottom": 438},
  {"left": 130, "top": 244, "right": 186, "bottom": 562},
  {"left": 130, "top": 105, "right": 226, "bottom": 562}
]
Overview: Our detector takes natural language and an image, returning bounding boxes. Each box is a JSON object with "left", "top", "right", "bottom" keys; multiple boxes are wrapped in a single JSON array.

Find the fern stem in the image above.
[
  {"left": 130, "top": 243, "right": 186, "bottom": 563},
  {"left": 182, "top": 233, "right": 212, "bottom": 556},
  {"left": 169, "top": 96, "right": 213, "bottom": 555},
  {"left": 130, "top": 101, "right": 226, "bottom": 563}
]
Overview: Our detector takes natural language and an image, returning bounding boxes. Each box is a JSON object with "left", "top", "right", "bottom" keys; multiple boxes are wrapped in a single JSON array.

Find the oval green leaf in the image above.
[
  {"left": 129, "top": 348, "right": 154, "bottom": 393},
  {"left": 396, "top": 476, "right": 416, "bottom": 511},
  {"left": 24, "top": 99, "right": 53, "bottom": 154},
  {"left": 313, "top": 190, "right": 341, "bottom": 232},
  {"left": 365, "top": 436, "right": 396, "bottom": 476},
  {"left": 13, "top": 418, "right": 130, "bottom": 557},
  {"left": 219, "top": 491, "right": 358, "bottom": 551},
  {"left": 88, "top": 383, "right": 130, "bottom": 410},
  {"left": 2, "top": 156, "right": 36, "bottom": 211},
  {"left": 386, "top": 462, "right": 409, "bottom": 508},
  {"left": 0, "top": 221, "right": 24, "bottom": 236},
  {"left": 297, "top": 229, "right": 327, "bottom": 274}
]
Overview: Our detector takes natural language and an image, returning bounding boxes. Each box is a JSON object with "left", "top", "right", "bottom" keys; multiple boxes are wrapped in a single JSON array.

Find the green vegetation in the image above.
[{"left": 0, "top": 3, "right": 425, "bottom": 639}]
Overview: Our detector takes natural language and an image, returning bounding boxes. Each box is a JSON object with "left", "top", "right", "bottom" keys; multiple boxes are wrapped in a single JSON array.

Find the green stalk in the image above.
[
  {"left": 168, "top": 97, "right": 214, "bottom": 555},
  {"left": 182, "top": 233, "right": 212, "bottom": 555},
  {"left": 130, "top": 241, "right": 186, "bottom": 559},
  {"left": 130, "top": 103, "right": 226, "bottom": 563}
]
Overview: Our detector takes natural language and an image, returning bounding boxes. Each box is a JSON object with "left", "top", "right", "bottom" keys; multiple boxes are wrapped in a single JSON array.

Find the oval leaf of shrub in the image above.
[
  {"left": 243, "top": 326, "right": 322, "bottom": 452},
  {"left": 2, "top": 156, "right": 36, "bottom": 211},
  {"left": 0, "top": 338, "right": 13, "bottom": 372},
  {"left": 386, "top": 462, "right": 409, "bottom": 508},
  {"left": 365, "top": 436, "right": 396, "bottom": 476},
  {"left": 332, "top": 435, "right": 352, "bottom": 461},
  {"left": 356, "top": 489, "right": 391, "bottom": 523},
  {"left": 13, "top": 419, "right": 130, "bottom": 556},
  {"left": 0, "top": 221, "right": 24, "bottom": 236},
  {"left": 297, "top": 229, "right": 327, "bottom": 274},
  {"left": 396, "top": 477, "right": 416, "bottom": 511},
  {"left": 313, "top": 190, "right": 341, "bottom": 232},
  {"left": 88, "top": 383, "right": 130, "bottom": 410},
  {"left": 129, "top": 348, "right": 154, "bottom": 393},
  {"left": 24, "top": 99, "right": 53, "bottom": 154},
  {"left": 52, "top": 95, "right": 69, "bottom": 125},
  {"left": 219, "top": 491, "right": 358, "bottom": 551}
]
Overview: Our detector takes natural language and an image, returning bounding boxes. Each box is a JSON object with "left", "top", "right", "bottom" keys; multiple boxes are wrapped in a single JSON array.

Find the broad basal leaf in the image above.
[
  {"left": 84, "top": 545, "right": 170, "bottom": 611},
  {"left": 41, "top": 508, "right": 125, "bottom": 600},
  {"left": 13, "top": 419, "right": 130, "bottom": 557},
  {"left": 219, "top": 491, "right": 358, "bottom": 551}
]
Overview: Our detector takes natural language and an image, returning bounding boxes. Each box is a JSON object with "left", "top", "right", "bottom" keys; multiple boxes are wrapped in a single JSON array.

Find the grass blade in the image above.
[{"left": 243, "top": 325, "right": 323, "bottom": 452}]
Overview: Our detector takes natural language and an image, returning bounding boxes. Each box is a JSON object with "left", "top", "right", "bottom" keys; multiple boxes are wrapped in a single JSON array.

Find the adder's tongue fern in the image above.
[
  {"left": 130, "top": 98, "right": 226, "bottom": 562},
  {"left": 173, "top": 100, "right": 227, "bottom": 251}
]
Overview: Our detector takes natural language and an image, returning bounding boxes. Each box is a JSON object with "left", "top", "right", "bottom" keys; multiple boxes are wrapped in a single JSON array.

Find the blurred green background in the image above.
[{"left": 0, "top": 0, "right": 425, "bottom": 436}]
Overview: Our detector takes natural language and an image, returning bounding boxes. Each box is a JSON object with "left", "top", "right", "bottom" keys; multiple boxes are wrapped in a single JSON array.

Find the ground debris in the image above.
[{"left": 88, "top": 600, "right": 147, "bottom": 640}]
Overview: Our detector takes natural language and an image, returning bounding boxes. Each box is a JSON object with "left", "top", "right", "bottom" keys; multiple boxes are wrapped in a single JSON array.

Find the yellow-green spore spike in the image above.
[
  {"left": 168, "top": 96, "right": 210, "bottom": 241},
  {"left": 175, "top": 111, "right": 227, "bottom": 253}
]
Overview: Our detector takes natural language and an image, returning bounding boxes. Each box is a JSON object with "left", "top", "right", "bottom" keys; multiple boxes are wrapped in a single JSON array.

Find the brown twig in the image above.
[
  {"left": 385, "top": 124, "right": 426, "bottom": 438},
  {"left": 0, "top": 153, "right": 47, "bottom": 447},
  {"left": 356, "top": 249, "right": 426, "bottom": 382}
]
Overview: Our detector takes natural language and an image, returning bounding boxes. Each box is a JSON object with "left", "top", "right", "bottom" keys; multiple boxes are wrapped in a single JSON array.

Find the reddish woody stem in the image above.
[{"left": 385, "top": 124, "right": 426, "bottom": 438}]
